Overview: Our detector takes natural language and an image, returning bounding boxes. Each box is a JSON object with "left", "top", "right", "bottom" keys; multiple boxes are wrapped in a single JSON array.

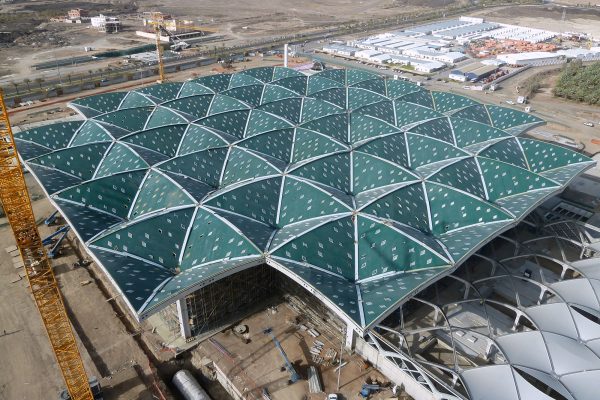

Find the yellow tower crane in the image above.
[
  {"left": 0, "top": 90, "right": 94, "bottom": 400},
  {"left": 147, "top": 14, "right": 217, "bottom": 83}
]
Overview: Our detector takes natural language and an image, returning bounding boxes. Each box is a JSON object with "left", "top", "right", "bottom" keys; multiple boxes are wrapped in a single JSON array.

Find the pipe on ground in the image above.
[{"left": 172, "top": 370, "right": 212, "bottom": 400}]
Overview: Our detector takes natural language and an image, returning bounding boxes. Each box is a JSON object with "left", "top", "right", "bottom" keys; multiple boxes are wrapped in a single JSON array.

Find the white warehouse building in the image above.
[{"left": 497, "top": 52, "right": 566, "bottom": 66}]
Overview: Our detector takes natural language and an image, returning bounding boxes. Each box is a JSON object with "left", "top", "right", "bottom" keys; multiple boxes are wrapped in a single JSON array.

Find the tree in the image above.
[
  {"left": 23, "top": 78, "right": 31, "bottom": 92},
  {"left": 34, "top": 77, "right": 44, "bottom": 90},
  {"left": 66, "top": 73, "right": 72, "bottom": 84},
  {"left": 10, "top": 81, "right": 19, "bottom": 95}
]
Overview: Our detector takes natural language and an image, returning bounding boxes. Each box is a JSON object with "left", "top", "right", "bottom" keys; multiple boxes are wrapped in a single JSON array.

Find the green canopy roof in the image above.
[{"left": 15, "top": 67, "right": 594, "bottom": 332}]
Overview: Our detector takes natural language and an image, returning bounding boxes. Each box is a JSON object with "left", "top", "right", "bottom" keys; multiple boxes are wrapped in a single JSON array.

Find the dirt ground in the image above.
[
  {"left": 194, "top": 302, "right": 399, "bottom": 400},
  {"left": 469, "top": 4, "right": 600, "bottom": 37}
]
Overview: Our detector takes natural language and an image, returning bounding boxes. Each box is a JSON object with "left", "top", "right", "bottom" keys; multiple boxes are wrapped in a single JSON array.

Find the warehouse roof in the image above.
[{"left": 15, "top": 67, "right": 594, "bottom": 332}]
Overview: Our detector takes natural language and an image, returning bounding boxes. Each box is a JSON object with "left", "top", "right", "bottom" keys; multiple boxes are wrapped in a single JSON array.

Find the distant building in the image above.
[
  {"left": 497, "top": 52, "right": 565, "bottom": 66},
  {"left": 450, "top": 63, "right": 498, "bottom": 82},
  {"left": 68, "top": 9, "right": 88, "bottom": 20},
  {"left": 91, "top": 14, "right": 121, "bottom": 33},
  {"left": 322, "top": 44, "right": 356, "bottom": 57}
]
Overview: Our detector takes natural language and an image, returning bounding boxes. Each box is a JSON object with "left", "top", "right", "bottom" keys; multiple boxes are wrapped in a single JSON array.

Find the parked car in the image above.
[
  {"left": 327, "top": 395, "right": 339, "bottom": 400},
  {"left": 584, "top": 122, "right": 595, "bottom": 127}
]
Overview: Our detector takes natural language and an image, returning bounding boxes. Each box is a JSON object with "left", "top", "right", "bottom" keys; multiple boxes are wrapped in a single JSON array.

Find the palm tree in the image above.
[
  {"left": 34, "top": 77, "right": 44, "bottom": 90},
  {"left": 23, "top": 78, "right": 31, "bottom": 92},
  {"left": 66, "top": 73, "right": 72, "bottom": 85},
  {"left": 10, "top": 81, "right": 19, "bottom": 95}
]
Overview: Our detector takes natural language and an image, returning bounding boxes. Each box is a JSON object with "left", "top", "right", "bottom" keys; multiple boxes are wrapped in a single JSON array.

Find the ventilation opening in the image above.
[
  {"left": 571, "top": 305, "right": 600, "bottom": 325},
  {"left": 514, "top": 368, "right": 569, "bottom": 400}
]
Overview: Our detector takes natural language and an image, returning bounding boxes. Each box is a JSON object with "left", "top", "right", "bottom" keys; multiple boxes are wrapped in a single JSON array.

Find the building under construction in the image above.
[{"left": 13, "top": 66, "right": 600, "bottom": 400}]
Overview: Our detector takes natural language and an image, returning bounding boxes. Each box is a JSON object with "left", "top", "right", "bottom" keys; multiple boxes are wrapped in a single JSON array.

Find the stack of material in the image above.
[{"left": 307, "top": 366, "right": 323, "bottom": 393}]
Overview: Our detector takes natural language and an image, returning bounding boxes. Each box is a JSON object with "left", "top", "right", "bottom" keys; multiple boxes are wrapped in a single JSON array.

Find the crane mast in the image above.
[{"left": 0, "top": 89, "right": 93, "bottom": 400}]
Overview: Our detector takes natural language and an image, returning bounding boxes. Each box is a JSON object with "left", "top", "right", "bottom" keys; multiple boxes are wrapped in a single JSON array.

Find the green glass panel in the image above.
[
  {"left": 221, "top": 148, "right": 280, "bottom": 186},
  {"left": 291, "top": 152, "right": 351, "bottom": 192},
  {"left": 91, "top": 249, "right": 173, "bottom": 313},
  {"left": 157, "top": 148, "right": 228, "bottom": 187},
  {"left": 398, "top": 90, "right": 434, "bottom": 109},
  {"left": 208, "top": 95, "right": 250, "bottom": 115},
  {"left": 354, "top": 100, "right": 395, "bottom": 124},
  {"left": 306, "top": 75, "right": 343, "bottom": 95},
  {"left": 432, "top": 92, "right": 477, "bottom": 113},
  {"left": 347, "top": 69, "right": 379, "bottom": 86},
  {"left": 178, "top": 81, "right": 214, "bottom": 98},
  {"left": 122, "top": 124, "right": 186, "bottom": 157},
  {"left": 486, "top": 105, "right": 542, "bottom": 130},
  {"left": 279, "top": 177, "right": 350, "bottom": 225},
  {"left": 350, "top": 113, "right": 401, "bottom": 143},
  {"left": 178, "top": 124, "right": 229, "bottom": 155},
  {"left": 450, "top": 117, "right": 508, "bottom": 147},
  {"left": 137, "top": 82, "right": 183, "bottom": 101},
  {"left": 355, "top": 132, "right": 409, "bottom": 168},
  {"left": 196, "top": 110, "right": 250, "bottom": 138},
  {"left": 407, "top": 133, "right": 468, "bottom": 168},
  {"left": 56, "top": 170, "right": 145, "bottom": 219},
  {"left": 71, "top": 92, "right": 127, "bottom": 114},
  {"left": 94, "top": 107, "right": 153, "bottom": 132},
  {"left": 181, "top": 208, "right": 259, "bottom": 269},
  {"left": 16, "top": 121, "right": 82, "bottom": 150},
  {"left": 312, "top": 88, "right": 347, "bottom": 109},
  {"left": 351, "top": 78, "right": 386, "bottom": 95},
  {"left": 353, "top": 152, "right": 417, "bottom": 193},
  {"left": 258, "top": 97, "right": 303, "bottom": 124},
  {"left": 192, "top": 73, "right": 232, "bottom": 92},
  {"left": 162, "top": 95, "right": 213, "bottom": 119},
  {"left": 145, "top": 107, "right": 188, "bottom": 129},
  {"left": 273, "top": 66, "right": 304, "bottom": 80},
  {"left": 301, "top": 98, "right": 343, "bottom": 123},
  {"left": 540, "top": 163, "right": 593, "bottom": 185},
  {"left": 239, "top": 129, "right": 294, "bottom": 162},
  {"left": 300, "top": 113, "right": 348, "bottom": 143},
  {"left": 261, "top": 84, "right": 299, "bottom": 104},
  {"left": 240, "top": 66, "right": 275, "bottom": 83},
  {"left": 360, "top": 268, "right": 447, "bottom": 326},
  {"left": 518, "top": 138, "right": 590, "bottom": 173},
  {"left": 426, "top": 182, "right": 512, "bottom": 235},
  {"left": 479, "top": 138, "right": 528, "bottom": 169},
  {"left": 409, "top": 117, "right": 454, "bottom": 143},
  {"left": 361, "top": 183, "right": 429, "bottom": 231},
  {"left": 437, "top": 221, "right": 510, "bottom": 260},
  {"left": 495, "top": 188, "right": 557, "bottom": 218},
  {"left": 273, "top": 216, "right": 355, "bottom": 279},
  {"left": 394, "top": 101, "right": 442, "bottom": 128},
  {"left": 357, "top": 216, "right": 447, "bottom": 280},
  {"left": 92, "top": 208, "right": 194, "bottom": 268},
  {"left": 245, "top": 110, "right": 294, "bottom": 137},
  {"left": 478, "top": 156, "right": 557, "bottom": 201},
  {"left": 30, "top": 142, "right": 110, "bottom": 180},
  {"left": 96, "top": 143, "right": 148, "bottom": 178},
  {"left": 316, "top": 68, "right": 346, "bottom": 84},
  {"left": 222, "top": 84, "right": 264, "bottom": 107},
  {"left": 206, "top": 177, "right": 281, "bottom": 226},
  {"left": 292, "top": 128, "right": 347, "bottom": 163},
  {"left": 272, "top": 75, "right": 308, "bottom": 95},
  {"left": 451, "top": 104, "right": 491, "bottom": 125},
  {"left": 119, "top": 92, "right": 156, "bottom": 109},
  {"left": 386, "top": 80, "right": 420, "bottom": 99},
  {"left": 131, "top": 171, "right": 194, "bottom": 218},
  {"left": 348, "top": 87, "right": 388, "bottom": 110},
  {"left": 70, "top": 120, "right": 112, "bottom": 146},
  {"left": 430, "top": 158, "right": 486, "bottom": 198},
  {"left": 228, "top": 73, "right": 263, "bottom": 89}
]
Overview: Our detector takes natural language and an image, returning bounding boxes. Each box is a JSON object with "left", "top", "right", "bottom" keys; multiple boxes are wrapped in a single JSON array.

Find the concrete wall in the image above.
[{"left": 354, "top": 336, "right": 436, "bottom": 400}]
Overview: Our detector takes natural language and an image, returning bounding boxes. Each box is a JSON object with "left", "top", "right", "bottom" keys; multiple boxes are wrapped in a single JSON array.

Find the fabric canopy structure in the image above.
[{"left": 14, "top": 67, "right": 594, "bottom": 332}]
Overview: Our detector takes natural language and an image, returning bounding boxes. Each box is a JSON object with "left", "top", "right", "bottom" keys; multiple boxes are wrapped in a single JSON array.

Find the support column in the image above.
[
  {"left": 345, "top": 326, "right": 356, "bottom": 350},
  {"left": 177, "top": 298, "right": 192, "bottom": 339}
]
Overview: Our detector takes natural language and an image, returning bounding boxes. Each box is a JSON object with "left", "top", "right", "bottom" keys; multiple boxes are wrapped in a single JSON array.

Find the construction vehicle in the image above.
[
  {"left": 0, "top": 90, "right": 94, "bottom": 399},
  {"left": 263, "top": 328, "right": 301, "bottom": 383}
]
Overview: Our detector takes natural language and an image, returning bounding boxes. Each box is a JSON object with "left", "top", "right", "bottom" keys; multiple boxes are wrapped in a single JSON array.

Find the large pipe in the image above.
[{"left": 172, "top": 370, "right": 212, "bottom": 400}]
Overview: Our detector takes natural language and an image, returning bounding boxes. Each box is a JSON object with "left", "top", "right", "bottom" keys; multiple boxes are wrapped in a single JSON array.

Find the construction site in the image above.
[{"left": 2, "top": 2, "right": 600, "bottom": 400}]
